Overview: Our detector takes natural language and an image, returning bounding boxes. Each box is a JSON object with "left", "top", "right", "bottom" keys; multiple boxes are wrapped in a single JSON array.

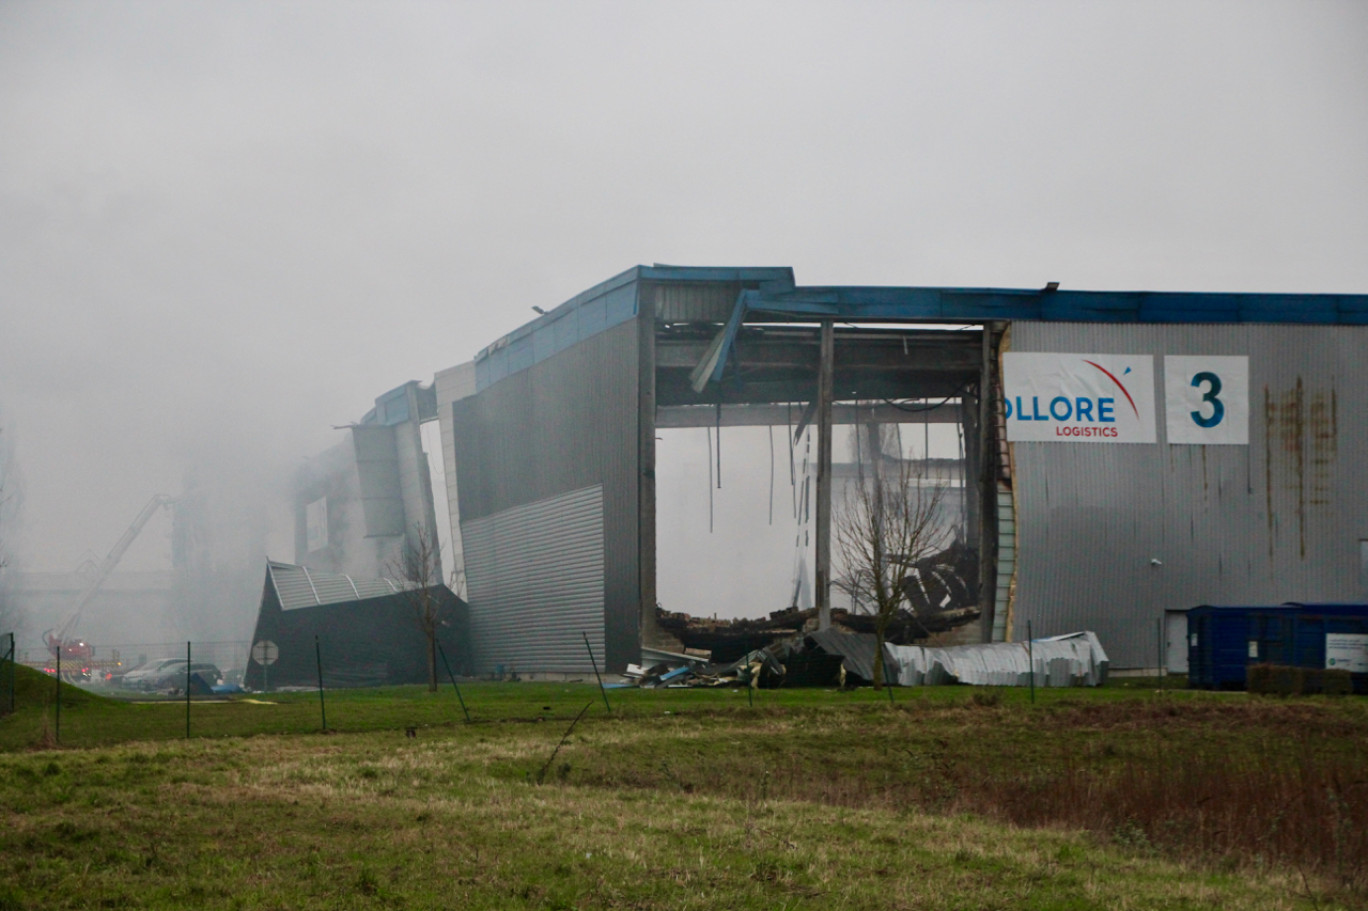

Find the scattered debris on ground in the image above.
[
  {"left": 626, "top": 622, "right": 1108, "bottom": 690},
  {"left": 655, "top": 601, "right": 981, "bottom": 665}
]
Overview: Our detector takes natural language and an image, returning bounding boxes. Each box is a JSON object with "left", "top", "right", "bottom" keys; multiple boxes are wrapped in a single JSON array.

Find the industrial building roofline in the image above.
[
  {"left": 473, "top": 265, "right": 1368, "bottom": 393},
  {"left": 475, "top": 265, "right": 796, "bottom": 363},
  {"left": 740, "top": 284, "right": 1368, "bottom": 324}
]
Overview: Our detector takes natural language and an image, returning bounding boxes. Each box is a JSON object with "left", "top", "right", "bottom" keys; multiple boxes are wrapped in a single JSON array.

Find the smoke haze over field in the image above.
[{"left": 2, "top": 2, "right": 1366, "bottom": 638}]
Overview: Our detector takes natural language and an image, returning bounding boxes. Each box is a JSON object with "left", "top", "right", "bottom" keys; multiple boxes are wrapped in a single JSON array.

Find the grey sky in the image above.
[{"left": 2, "top": 0, "right": 1366, "bottom": 582}]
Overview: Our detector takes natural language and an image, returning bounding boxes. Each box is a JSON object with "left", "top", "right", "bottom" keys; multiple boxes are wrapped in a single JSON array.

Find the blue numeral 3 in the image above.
[{"left": 1190, "top": 371, "right": 1224, "bottom": 428}]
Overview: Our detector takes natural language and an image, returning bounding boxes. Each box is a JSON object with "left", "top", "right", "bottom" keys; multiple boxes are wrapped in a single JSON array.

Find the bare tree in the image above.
[
  {"left": 834, "top": 422, "right": 951, "bottom": 689},
  {"left": 388, "top": 524, "right": 445, "bottom": 693}
]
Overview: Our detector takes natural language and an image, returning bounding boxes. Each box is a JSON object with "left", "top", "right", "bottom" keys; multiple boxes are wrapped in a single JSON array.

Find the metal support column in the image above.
[
  {"left": 976, "top": 324, "right": 998, "bottom": 642},
  {"left": 638, "top": 284, "right": 666, "bottom": 656},
  {"left": 815, "top": 319, "right": 835, "bottom": 631}
]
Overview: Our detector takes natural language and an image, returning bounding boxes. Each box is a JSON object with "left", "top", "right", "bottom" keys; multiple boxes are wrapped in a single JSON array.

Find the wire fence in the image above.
[
  {"left": 0, "top": 631, "right": 490, "bottom": 745},
  {"left": 12, "top": 639, "right": 250, "bottom": 693}
]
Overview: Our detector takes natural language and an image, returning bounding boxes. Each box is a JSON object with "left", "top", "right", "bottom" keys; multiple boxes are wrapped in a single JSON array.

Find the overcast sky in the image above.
[{"left": 3, "top": 0, "right": 1366, "bottom": 587}]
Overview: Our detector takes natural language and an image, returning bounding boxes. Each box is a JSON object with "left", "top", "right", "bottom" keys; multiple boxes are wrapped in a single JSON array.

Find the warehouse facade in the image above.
[{"left": 431, "top": 266, "right": 1368, "bottom": 673}]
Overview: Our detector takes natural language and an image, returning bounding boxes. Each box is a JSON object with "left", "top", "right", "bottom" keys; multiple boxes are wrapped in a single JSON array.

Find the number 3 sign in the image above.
[{"left": 1164, "top": 356, "right": 1249, "bottom": 445}]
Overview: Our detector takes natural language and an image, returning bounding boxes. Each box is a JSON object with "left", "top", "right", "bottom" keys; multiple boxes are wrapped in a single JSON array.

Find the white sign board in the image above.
[
  {"left": 1003, "top": 353, "right": 1156, "bottom": 443},
  {"left": 1164, "top": 356, "right": 1249, "bottom": 445},
  {"left": 305, "top": 497, "right": 328, "bottom": 553},
  {"left": 1325, "top": 633, "right": 1368, "bottom": 673},
  {"left": 251, "top": 639, "right": 279, "bottom": 666}
]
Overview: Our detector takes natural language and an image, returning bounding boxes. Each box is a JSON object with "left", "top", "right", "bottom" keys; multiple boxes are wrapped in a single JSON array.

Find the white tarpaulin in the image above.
[{"left": 887, "top": 631, "right": 1110, "bottom": 687}]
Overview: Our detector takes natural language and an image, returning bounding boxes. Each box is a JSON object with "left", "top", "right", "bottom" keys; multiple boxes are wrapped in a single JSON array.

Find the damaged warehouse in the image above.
[{"left": 289, "top": 266, "right": 1368, "bottom": 683}]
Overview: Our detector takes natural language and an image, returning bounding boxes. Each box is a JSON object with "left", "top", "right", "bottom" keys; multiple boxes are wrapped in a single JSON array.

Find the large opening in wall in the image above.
[
  {"left": 655, "top": 423, "right": 813, "bottom": 621},
  {"left": 655, "top": 419, "right": 970, "bottom": 615},
  {"left": 652, "top": 321, "right": 990, "bottom": 657}
]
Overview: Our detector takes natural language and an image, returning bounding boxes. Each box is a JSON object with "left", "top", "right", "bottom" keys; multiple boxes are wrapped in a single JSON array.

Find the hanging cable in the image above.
[
  {"left": 853, "top": 411, "right": 863, "bottom": 478},
  {"left": 788, "top": 402, "right": 797, "bottom": 520},
  {"left": 880, "top": 381, "right": 973, "bottom": 413},
  {"left": 706, "top": 425, "right": 714, "bottom": 534},
  {"left": 715, "top": 401, "right": 722, "bottom": 489},
  {"left": 803, "top": 429, "right": 812, "bottom": 533},
  {"left": 768, "top": 424, "right": 774, "bottom": 526},
  {"left": 957, "top": 417, "right": 967, "bottom": 536}
]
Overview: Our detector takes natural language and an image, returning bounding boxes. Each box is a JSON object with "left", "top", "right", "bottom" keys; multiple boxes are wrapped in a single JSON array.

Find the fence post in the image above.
[
  {"left": 314, "top": 635, "right": 327, "bottom": 732},
  {"left": 5, "top": 632, "right": 13, "bottom": 715},
  {"left": 186, "top": 641, "right": 192, "bottom": 739},
  {"left": 1027, "top": 620, "right": 1035, "bottom": 704},
  {"left": 436, "top": 640, "right": 471, "bottom": 723},
  {"left": 54, "top": 645, "right": 61, "bottom": 743},
  {"left": 583, "top": 632, "right": 611, "bottom": 714}
]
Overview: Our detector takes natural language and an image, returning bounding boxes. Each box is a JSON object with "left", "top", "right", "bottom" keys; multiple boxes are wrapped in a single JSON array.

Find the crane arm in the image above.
[{"left": 48, "top": 494, "right": 176, "bottom": 647}]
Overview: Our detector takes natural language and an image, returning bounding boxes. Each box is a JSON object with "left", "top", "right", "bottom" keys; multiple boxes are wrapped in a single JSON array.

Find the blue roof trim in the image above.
[
  {"left": 745, "top": 286, "right": 1368, "bottom": 324},
  {"left": 471, "top": 266, "right": 1368, "bottom": 393},
  {"left": 638, "top": 265, "right": 795, "bottom": 290}
]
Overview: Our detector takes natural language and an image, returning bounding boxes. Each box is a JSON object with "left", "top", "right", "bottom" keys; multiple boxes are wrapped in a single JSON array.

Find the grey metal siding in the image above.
[
  {"left": 452, "top": 318, "right": 641, "bottom": 673},
  {"left": 351, "top": 425, "right": 405, "bottom": 537},
  {"left": 462, "top": 485, "right": 605, "bottom": 673},
  {"left": 1007, "top": 323, "right": 1368, "bottom": 667},
  {"left": 652, "top": 282, "right": 739, "bottom": 323},
  {"left": 475, "top": 277, "right": 638, "bottom": 391}
]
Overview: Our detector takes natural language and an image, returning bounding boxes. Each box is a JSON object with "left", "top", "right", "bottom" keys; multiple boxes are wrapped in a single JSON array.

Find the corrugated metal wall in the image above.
[
  {"left": 434, "top": 362, "right": 476, "bottom": 597},
  {"left": 451, "top": 318, "right": 642, "bottom": 673},
  {"left": 654, "top": 282, "right": 738, "bottom": 323},
  {"left": 1008, "top": 323, "right": 1368, "bottom": 667},
  {"left": 352, "top": 425, "right": 405, "bottom": 537},
  {"left": 474, "top": 277, "right": 638, "bottom": 391},
  {"left": 462, "top": 485, "right": 605, "bottom": 673}
]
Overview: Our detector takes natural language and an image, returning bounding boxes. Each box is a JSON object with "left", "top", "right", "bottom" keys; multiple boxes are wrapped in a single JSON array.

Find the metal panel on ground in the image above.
[
  {"left": 1008, "top": 323, "right": 1368, "bottom": 667},
  {"left": 887, "top": 631, "right": 1109, "bottom": 686},
  {"left": 462, "top": 485, "right": 605, "bottom": 673}
]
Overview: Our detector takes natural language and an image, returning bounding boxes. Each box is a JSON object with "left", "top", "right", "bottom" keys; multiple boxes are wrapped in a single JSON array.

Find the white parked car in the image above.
[{"left": 121, "top": 659, "right": 223, "bottom": 691}]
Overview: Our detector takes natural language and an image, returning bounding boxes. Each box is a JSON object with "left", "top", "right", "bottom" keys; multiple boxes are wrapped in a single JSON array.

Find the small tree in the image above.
[
  {"left": 389, "top": 524, "right": 444, "bottom": 693},
  {"left": 834, "top": 423, "right": 950, "bottom": 689}
]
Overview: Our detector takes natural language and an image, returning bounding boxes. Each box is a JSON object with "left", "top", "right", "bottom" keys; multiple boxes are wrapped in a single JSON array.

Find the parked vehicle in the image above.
[{"left": 121, "top": 659, "right": 223, "bottom": 691}]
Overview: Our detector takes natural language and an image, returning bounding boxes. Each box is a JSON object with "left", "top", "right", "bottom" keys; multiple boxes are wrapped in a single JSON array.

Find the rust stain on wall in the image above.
[
  {"left": 1200, "top": 445, "right": 1209, "bottom": 498},
  {"left": 1308, "top": 385, "right": 1337, "bottom": 507},
  {"left": 1263, "top": 377, "right": 1338, "bottom": 561}
]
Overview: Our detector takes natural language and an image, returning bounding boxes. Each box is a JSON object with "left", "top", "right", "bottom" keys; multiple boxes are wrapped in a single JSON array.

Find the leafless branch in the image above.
[
  {"left": 387, "top": 523, "right": 444, "bottom": 692},
  {"left": 834, "top": 421, "right": 952, "bottom": 688}
]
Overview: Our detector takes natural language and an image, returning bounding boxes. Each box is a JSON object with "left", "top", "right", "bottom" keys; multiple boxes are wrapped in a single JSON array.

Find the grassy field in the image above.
[{"left": 2, "top": 667, "right": 1366, "bottom": 910}]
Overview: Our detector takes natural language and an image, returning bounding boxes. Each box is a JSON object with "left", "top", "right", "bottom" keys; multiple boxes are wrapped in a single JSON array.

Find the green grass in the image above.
[{"left": 2, "top": 664, "right": 1366, "bottom": 909}]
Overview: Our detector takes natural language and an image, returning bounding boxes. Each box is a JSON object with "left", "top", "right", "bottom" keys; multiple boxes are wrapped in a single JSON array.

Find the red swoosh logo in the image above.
[{"left": 1083, "top": 360, "right": 1139, "bottom": 418}]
